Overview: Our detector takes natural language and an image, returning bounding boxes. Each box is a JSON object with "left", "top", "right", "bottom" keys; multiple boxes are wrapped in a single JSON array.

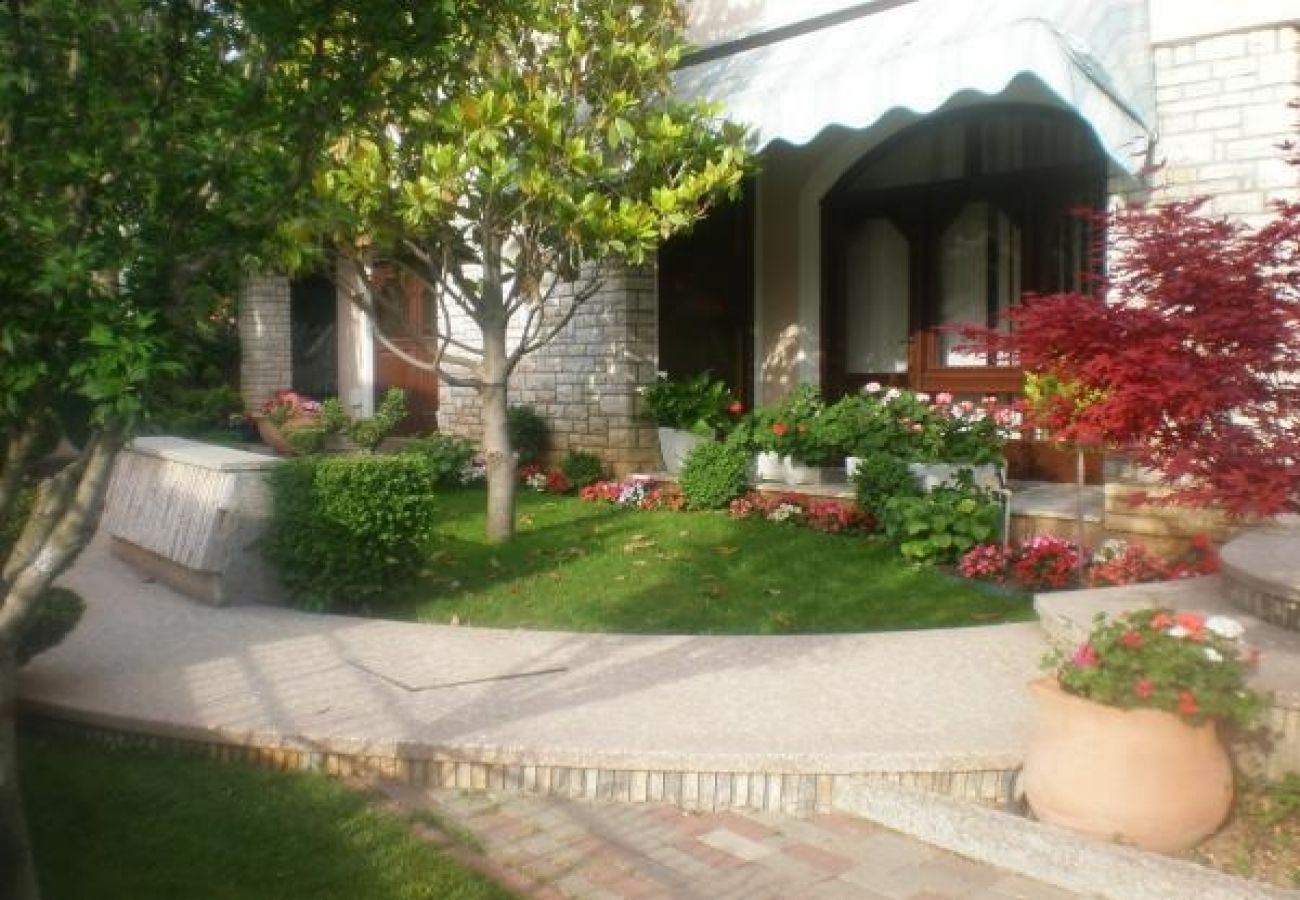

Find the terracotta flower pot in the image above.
[
  {"left": 255, "top": 416, "right": 317, "bottom": 455},
  {"left": 1022, "top": 678, "right": 1233, "bottom": 852}
]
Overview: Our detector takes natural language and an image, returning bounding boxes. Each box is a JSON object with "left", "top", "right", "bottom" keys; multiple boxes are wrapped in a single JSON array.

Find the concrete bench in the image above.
[{"left": 102, "top": 436, "right": 285, "bottom": 606}]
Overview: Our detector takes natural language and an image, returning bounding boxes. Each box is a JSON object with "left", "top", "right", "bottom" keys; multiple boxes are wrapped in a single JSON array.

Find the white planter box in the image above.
[
  {"left": 784, "top": 456, "right": 846, "bottom": 486},
  {"left": 754, "top": 450, "right": 785, "bottom": 482},
  {"left": 657, "top": 427, "right": 708, "bottom": 475},
  {"left": 908, "top": 462, "right": 1004, "bottom": 493}
]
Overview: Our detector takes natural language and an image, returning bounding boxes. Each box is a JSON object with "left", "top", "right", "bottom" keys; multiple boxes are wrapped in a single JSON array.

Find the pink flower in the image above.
[
  {"left": 1071, "top": 641, "right": 1099, "bottom": 668},
  {"left": 935, "top": 392, "right": 954, "bottom": 405},
  {"left": 1134, "top": 678, "right": 1155, "bottom": 699},
  {"left": 1178, "top": 690, "right": 1199, "bottom": 715},
  {"left": 1119, "top": 630, "right": 1143, "bottom": 650}
]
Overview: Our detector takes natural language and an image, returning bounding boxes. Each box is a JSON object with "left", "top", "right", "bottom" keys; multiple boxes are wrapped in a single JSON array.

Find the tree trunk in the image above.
[
  {"left": 0, "top": 643, "right": 39, "bottom": 900},
  {"left": 480, "top": 323, "right": 516, "bottom": 544}
]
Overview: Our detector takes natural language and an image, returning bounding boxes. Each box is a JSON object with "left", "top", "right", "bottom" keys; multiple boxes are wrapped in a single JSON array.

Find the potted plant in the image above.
[
  {"left": 255, "top": 390, "right": 322, "bottom": 454},
  {"left": 1022, "top": 607, "right": 1264, "bottom": 852},
  {"left": 771, "top": 385, "right": 840, "bottom": 484},
  {"left": 639, "top": 372, "right": 738, "bottom": 474},
  {"left": 729, "top": 406, "right": 784, "bottom": 481}
]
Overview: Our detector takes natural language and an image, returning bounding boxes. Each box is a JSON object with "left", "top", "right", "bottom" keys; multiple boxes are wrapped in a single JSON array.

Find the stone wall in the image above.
[
  {"left": 438, "top": 267, "right": 662, "bottom": 476},
  {"left": 1149, "top": 24, "right": 1300, "bottom": 225},
  {"left": 238, "top": 275, "right": 292, "bottom": 413}
]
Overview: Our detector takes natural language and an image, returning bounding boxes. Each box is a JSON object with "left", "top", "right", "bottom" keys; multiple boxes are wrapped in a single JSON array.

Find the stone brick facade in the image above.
[
  {"left": 437, "top": 267, "right": 662, "bottom": 476},
  {"left": 238, "top": 275, "right": 292, "bottom": 413},
  {"left": 1149, "top": 25, "right": 1300, "bottom": 224}
]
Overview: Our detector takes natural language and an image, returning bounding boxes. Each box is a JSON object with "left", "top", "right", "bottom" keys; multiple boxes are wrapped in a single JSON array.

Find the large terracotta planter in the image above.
[
  {"left": 1022, "top": 678, "right": 1233, "bottom": 852},
  {"left": 255, "top": 416, "right": 318, "bottom": 455}
]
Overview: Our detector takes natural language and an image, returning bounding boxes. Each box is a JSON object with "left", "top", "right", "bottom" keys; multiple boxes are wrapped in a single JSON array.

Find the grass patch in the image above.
[
  {"left": 388, "top": 488, "right": 1031, "bottom": 634},
  {"left": 21, "top": 730, "right": 514, "bottom": 900}
]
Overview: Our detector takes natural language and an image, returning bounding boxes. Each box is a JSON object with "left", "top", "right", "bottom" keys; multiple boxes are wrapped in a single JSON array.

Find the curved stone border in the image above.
[
  {"left": 25, "top": 714, "right": 1016, "bottom": 816},
  {"left": 1222, "top": 530, "right": 1300, "bottom": 632}
]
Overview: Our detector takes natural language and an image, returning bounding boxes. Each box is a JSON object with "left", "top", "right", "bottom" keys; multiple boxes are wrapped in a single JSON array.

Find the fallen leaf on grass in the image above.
[
  {"left": 712, "top": 546, "right": 740, "bottom": 556},
  {"left": 766, "top": 588, "right": 782, "bottom": 596}
]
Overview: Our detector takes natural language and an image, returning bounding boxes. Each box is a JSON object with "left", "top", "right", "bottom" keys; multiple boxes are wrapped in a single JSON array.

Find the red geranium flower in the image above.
[
  {"left": 727, "top": 400, "right": 744, "bottom": 415},
  {"left": 1119, "top": 630, "right": 1143, "bottom": 650},
  {"left": 1178, "top": 690, "right": 1199, "bottom": 715},
  {"left": 771, "top": 421, "right": 789, "bottom": 437},
  {"left": 1134, "top": 678, "right": 1155, "bottom": 699},
  {"left": 1071, "top": 641, "right": 1099, "bottom": 668}
]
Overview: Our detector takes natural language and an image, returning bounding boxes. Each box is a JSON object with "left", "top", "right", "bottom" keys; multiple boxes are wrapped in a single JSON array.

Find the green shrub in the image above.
[
  {"left": 852, "top": 453, "right": 921, "bottom": 522},
  {"left": 401, "top": 433, "right": 477, "bottom": 486},
  {"left": 264, "top": 455, "right": 438, "bottom": 611},
  {"left": 560, "top": 450, "right": 605, "bottom": 489},
  {"left": 678, "top": 441, "right": 750, "bottom": 510},
  {"left": 284, "top": 426, "right": 328, "bottom": 456},
  {"left": 507, "top": 404, "right": 548, "bottom": 464},
  {"left": 18, "top": 588, "right": 85, "bottom": 665},
  {"left": 881, "top": 479, "right": 1000, "bottom": 566},
  {"left": 147, "top": 385, "right": 244, "bottom": 436},
  {"left": 318, "top": 397, "right": 349, "bottom": 434},
  {"left": 347, "top": 387, "right": 409, "bottom": 451},
  {"left": 640, "top": 372, "right": 737, "bottom": 435}
]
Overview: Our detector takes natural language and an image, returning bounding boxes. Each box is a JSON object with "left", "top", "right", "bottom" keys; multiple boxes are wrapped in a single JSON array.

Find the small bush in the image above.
[
  {"left": 348, "top": 387, "right": 409, "bottom": 451},
  {"left": 148, "top": 385, "right": 243, "bottom": 436},
  {"left": 507, "top": 404, "right": 548, "bottom": 464},
  {"left": 678, "top": 441, "right": 749, "bottom": 510},
  {"left": 852, "top": 453, "right": 921, "bottom": 522},
  {"left": 881, "top": 480, "right": 1000, "bottom": 566},
  {"left": 264, "top": 455, "right": 438, "bottom": 611},
  {"left": 401, "top": 433, "right": 477, "bottom": 486},
  {"left": 18, "top": 588, "right": 85, "bottom": 665},
  {"left": 560, "top": 450, "right": 605, "bottom": 489},
  {"left": 284, "top": 426, "right": 328, "bottom": 456}
]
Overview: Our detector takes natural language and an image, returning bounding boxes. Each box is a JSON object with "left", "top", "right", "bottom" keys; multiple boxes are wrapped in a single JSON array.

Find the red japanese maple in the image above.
[{"left": 962, "top": 142, "right": 1300, "bottom": 516}]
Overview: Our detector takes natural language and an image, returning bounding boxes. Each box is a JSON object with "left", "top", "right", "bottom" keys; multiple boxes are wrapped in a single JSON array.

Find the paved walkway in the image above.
[
  {"left": 374, "top": 782, "right": 1084, "bottom": 899},
  {"left": 24, "top": 531, "right": 1045, "bottom": 781},
  {"left": 18, "top": 531, "right": 1094, "bottom": 898}
]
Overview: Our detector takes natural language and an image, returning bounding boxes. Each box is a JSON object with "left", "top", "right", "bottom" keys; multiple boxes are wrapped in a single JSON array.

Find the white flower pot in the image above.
[
  {"left": 845, "top": 456, "right": 863, "bottom": 480},
  {"left": 908, "top": 462, "right": 1004, "bottom": 493},
  {"left": 754, "top": 450, "right": 785, "bottom": 482},
  {"left": 784, "top": 456, "right": 845, "bottom": 486},
  {"left": 657, "top": 427, "right": 708, "bottom": 475}
]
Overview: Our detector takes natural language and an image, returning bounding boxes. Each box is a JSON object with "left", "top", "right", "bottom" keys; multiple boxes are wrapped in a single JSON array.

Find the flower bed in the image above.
[{"left": 958, "top": 534, "right": 1220, "bottom": 592}]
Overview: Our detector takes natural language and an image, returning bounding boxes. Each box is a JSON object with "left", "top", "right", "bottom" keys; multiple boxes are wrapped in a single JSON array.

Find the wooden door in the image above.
[{"left": 372, "top": 270, "right": 439, "bottom": 435}]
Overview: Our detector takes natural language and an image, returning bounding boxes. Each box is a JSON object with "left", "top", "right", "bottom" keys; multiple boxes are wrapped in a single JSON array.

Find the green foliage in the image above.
[
  {"left": 265, "top": 455, "right": 439, "bottom": 611},
  {"left": 401, "top": 433, "right": 477, "bottom": 486},
  {"left": 639, "top": 372, "right": 737, "bottom": 435},
  {"left": 678, "top": 441, "right": 750, "bottom": 510},
  {"left": 560, "top": 450, "right": 605, "bottom": 489},
  {"left": 318, "top": 398, "right": 350, "bottom": 434},
  {"left": 852, "top": 453, "right": 921, "bottom": 522},
  {"left": 146, "top": 385, "right": 243, "bottom": 437},
  {"left": 881, "top": 479, "right": 1000, "bottom": 566},
  {"left": 285, "top": 426, "right": 328, "bottom": 455},
  {"left": 507, "top": 405, "right": 549, "bottom": 465},
  {"left": 348, "top": 387, "right": 409, "bottom": 451},
  {"left": 17, "top": 588, "right": 85, "bottom": 666}
]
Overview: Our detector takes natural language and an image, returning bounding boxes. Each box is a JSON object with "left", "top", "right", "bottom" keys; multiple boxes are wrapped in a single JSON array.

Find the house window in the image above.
[{"left": 823, "top": 106, "right": 1105, "bottom": 397}]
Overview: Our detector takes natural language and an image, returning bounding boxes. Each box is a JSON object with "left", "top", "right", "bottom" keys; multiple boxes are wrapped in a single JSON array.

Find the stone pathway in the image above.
[{"left": 374, "top": 782, "right": 1087, "bottom": 900}]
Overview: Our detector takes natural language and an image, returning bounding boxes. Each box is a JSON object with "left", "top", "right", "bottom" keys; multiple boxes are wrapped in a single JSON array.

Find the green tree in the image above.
[
  {"left": 316, "top": 0, "right": 750, "bottom": 542},
  {"left": 0, "top": 2, "right": 469, "bottom": 896}
]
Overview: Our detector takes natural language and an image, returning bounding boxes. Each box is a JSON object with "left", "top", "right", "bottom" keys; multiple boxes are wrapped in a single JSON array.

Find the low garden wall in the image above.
[{"left": 102, "top": 437, "right": 285, "bottom": 606}]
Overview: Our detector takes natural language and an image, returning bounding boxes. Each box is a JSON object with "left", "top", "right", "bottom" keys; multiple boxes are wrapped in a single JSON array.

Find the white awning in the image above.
[{"left": 676, "top": 0, "right": 1154, "bottom": 175}]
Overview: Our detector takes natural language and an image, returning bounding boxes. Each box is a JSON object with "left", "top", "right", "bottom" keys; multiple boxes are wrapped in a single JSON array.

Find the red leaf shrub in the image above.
[{"left": 961, "top": 135, "right": 1300, "bottom": 516}]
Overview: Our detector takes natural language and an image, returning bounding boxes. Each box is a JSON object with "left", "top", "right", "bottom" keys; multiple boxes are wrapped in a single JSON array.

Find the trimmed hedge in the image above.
[
  {"left": 264, "top": 455, "right": 438, "bottom": 611},
  {"left": 678, "top": 441, "right": 750, "bottom": 510}
]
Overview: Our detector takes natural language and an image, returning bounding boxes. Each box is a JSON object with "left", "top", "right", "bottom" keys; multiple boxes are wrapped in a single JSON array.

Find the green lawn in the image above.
[
  {"left": 21, "top": 731, "right": 513, "bottom": 900},
  {"left": 385, "top": 488, "right": 1031, "bottom": 633}
]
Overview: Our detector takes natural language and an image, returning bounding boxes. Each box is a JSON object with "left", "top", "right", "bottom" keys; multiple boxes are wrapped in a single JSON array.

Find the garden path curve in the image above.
[{"left": 20, "top": 530, "right": 1046, "bottom": 811}]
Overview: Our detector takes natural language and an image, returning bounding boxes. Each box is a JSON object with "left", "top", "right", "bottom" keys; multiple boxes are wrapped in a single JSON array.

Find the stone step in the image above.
[{"left": 1221, "top": 527, "right": 1300, "bottom": 631}]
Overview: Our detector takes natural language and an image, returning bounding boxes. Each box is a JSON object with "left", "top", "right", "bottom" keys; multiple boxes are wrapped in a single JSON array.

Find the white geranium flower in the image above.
[
  {"left": 883, "top": 388, "right": 901, "bottom": 401},
  {"left": 863, "top": 382, "right": 882, "bottom": 394},
  {"left": 915, "top": 392, "right": 931, "bottom": 402},
  {"left": 1204, "top": 647, "right": 1224, "bottom": 663},
  {"left": 1167, "top": 625, "right": 1188, "bottom": 638},
  {"left": 1206, "top": 615, "right": 1245, "bottom": 640}
]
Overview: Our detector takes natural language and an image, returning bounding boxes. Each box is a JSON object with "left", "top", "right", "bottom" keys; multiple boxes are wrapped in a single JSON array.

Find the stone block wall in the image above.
[
  {"left": 1149, "top": 25, "right": 1300, "bottom": 225},
  {"left": 238, "top": 275, "right": 292, "bottom": 413},
  {"left": 438, "top": 267, "right": 662, "bottom": 476}
]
